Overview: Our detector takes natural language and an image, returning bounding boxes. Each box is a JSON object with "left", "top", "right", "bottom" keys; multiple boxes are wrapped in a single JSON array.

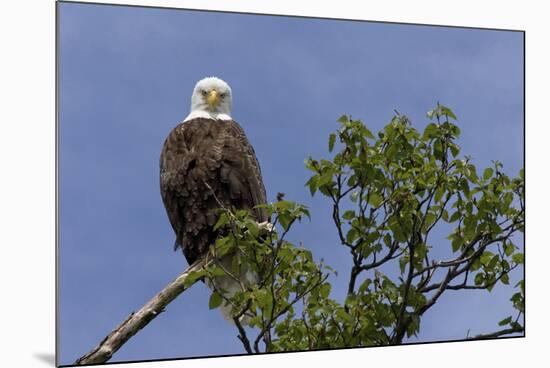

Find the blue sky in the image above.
[{"left": 58, "top": 2, "right": 524, "bottom": 365}]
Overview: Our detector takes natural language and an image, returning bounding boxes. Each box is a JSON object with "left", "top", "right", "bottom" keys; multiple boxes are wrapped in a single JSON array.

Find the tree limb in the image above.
[
  {"left": 467, "top": 326, "right": 524, "bottom": 340},
  {"left": 74, "top": 257, "right": 210, "bottom": 365},
  {"left": 233, "top": 316, "right": 253, "bottom": 354}
]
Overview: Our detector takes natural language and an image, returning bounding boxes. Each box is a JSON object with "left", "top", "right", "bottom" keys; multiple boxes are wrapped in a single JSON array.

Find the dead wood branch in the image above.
[{"left": 75, "top": 257, "right": 210, "bottom": 365}]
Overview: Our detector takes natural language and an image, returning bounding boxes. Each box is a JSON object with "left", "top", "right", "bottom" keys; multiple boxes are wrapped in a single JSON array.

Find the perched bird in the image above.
[{"left": 159, "top": 77, "right": 268, "bottom": 323}]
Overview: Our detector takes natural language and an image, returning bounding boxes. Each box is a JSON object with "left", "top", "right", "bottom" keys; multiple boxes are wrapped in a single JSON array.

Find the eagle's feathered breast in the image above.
[{"left": 160, "top": 117, "right": 267, "bottom": 264}]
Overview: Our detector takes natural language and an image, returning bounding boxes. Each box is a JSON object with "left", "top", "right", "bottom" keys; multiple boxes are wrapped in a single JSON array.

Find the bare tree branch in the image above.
[
  {"left": 467, "top": 326, "right": 524, "bottom": 340},
  {"left": 75, "top": 257, "right": 210, "bottom": 365}
]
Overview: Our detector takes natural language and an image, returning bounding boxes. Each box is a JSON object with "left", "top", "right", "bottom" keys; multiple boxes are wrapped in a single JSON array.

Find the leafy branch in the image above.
[
  {"left": 211, "top": 103, "right": 524, "bottom": 353},
  {"left": 75, "top": 103, "right": 524, "bottom": 363},
  {"left": 300, "top": 103, "right": 524, "bottom": 346}
]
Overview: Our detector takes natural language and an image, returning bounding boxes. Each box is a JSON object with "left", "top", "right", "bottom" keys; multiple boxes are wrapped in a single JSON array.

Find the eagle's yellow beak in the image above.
[{"left": 206, "top": 90, "right": 219, "bottom": 109}]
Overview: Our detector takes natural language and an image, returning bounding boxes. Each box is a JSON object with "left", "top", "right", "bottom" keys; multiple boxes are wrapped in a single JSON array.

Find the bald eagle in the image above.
[{"left": 159, "top": 77, "right": 268, "bottom": 323}]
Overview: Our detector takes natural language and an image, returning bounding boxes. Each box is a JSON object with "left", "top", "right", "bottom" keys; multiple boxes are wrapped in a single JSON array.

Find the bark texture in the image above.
[{"left": 75, "top": 258, "right": 209, "bottom": 365}]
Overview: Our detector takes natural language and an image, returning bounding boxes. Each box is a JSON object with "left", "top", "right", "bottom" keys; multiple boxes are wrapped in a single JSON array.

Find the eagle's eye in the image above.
[
  {"left": 201, "top": 90, "right": 207, "bottom": 96},
  {"left": 220, "top": 93, "right": 226, "bottom": 99}
]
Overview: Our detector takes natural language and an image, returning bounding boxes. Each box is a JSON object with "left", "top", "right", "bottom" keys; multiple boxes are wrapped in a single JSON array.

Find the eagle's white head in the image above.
[{"left": 184, "top": 77, "right": 233, "bottom": 122}]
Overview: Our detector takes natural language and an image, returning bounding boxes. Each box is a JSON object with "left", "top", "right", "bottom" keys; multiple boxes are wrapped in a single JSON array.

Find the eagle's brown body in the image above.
[{"left": 159, "top": 117, "right": 268, "bottom": 264}]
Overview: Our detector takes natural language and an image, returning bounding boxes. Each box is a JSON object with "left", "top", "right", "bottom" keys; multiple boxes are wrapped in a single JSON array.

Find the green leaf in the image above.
[
  {"left": 488, "top": 255, "right": 499, "bottom": 270},
  {"left": 474, "top": 273, "right": 485, "bottom": 285},
  {"left": 451, "top": 237, "right": 463, "bottom": 252},
  {"left": 466, "top": 164, "right": 479, "bottom": 183},
  {"left": 451, "top": 124, "right": 461, "bottom": 137},
  {"left": 213, "top": 213, "right": 230, "bottom": 231},
  {"left": 512, "top": 253, "right": 524, "bottom": 264},
  {"left": 320, "top": 283, "right": 331, "bottom": 299},
  {"left": 246, "top": 221, "right": 259, "bottom": 238},
  {"left": 423, "top": 123, "right": 439, "bottom": 139},
  {"left": 209, "top": 292, "right": 223, "bottom": 309},
  {"left": 255, "top": 289, "right": 271, "bottom": 311},
  {"left": 363, "top": 126, "right": 375, "bottom": 139},
  {"left": 304, "top": 157, "right": 317, "bottom": 171},
  {"left": 423, "top": 213, "right": 436, "bottom": 232},
  {"left": 500, "top": 273, "right": 510, "bottom": 285},
  {"left": 385, "top": 143, "right": 398, "bottom": 159},
  {"left": 366, "top": 231, "right": 380, "bottom": 244},
  {"left": 342, "top": 210, "right": 355, "bottom": 220},
  {"left": 449, "top": 211, "right": 461, "bottom": 223},
  {"left": 305, "top": 175, "right": 319, "bottom": 196},
  {"left": 440, "top": 105, "right": 457, "bottom": 120},
  {"left": 337, "top": 115, "right": 349, "bottom": 123},
  {"left": 278, "top": 213, "right": 292, "bottom": 231},
  {"left": 468, "top": 258, "right": 480, "bottom": 272},
  {"left": 335, "top": 309, "right": 354, "bottom": 324},
  {"left": 498, "top": 316, "right": 512, "bottom": 326},
  {"left": 406, "top": 314, "right": 420, "bottom": 338},
  {"left": 368, "top": 193, "right": 383, "bottom": 207},
  {"left": 318, "top": 171, "right": 333, "bottom": 187},
  {"left": 504, "top": 242, "right": 515, "bottom": 257},
  {"left": 389, "top": 217, "right": 406, "bottom": 242},
  {"left": 346, "top": 228, "right": 359, "bottom": 244},
  {"left": 399, "top": 256, "right": 408, "bottom": 274},
  {"left": 383, "top": 233, "right": 392, "bottom": 248},
  {"left": 358, "top": 278, "right": 372, "bottom": 293},
  {"left": 184, "top": 269, "right": 207, "bottom": 288},
  {"left": 276, "top": 200, "right": 296, "bottom": 210},
  {"left": 208, "top": 265, "right": 228, "bottom": 277},
  {"left": 328, "top": 133, "right": 336, "bottom": 152},
  {"left": 215, "top": 236, "right": 234, "bottom": 257},
  {"left": 463, "top": 215, "right": 477, "bottom": 240},
  {"left": 501, "top": 259, "right": 511, "bottom": 272},
  {"left": 480, "top": 251, "right": 494, "bottom": 266},
  {"left": 434, "top": 187, "right": 445, "bottom": 203},
  {"left": 483, "top": 167, "right": 494, "bottom": 181},
  {"left": 449, "top": 143, "right": 460, "bottom": 157}
]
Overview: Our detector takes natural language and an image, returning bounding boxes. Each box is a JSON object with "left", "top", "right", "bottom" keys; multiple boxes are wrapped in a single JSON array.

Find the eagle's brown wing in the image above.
[{"left": 159, "top": 118, "right": 268, "bottom": 264}]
